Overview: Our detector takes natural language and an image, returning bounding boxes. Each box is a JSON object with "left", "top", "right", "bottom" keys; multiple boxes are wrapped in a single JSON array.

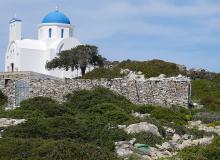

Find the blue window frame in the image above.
[
  {"left": 49, "top": 28, "right": 52, "bottom": 38},
  {"left": 61, "top": 29, "right": 64, "bottom": 38}
]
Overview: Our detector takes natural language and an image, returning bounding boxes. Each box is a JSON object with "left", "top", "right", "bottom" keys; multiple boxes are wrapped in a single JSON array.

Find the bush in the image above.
[
  {"left": 150, "top": 107, "right": 188, "bottom": 125},
  {"left": 116, "top": 59, "right": 183, "bottom": 78},
  {"left": 0, "top": 138, "right": 120, "bottom": 160},
  {"left": 129, "top": 132, "right": 164, "bottom": 147},
  {"left": 83, "top": 67, "right": 124, "bottom": 79},
  {"left": 132, "top": 105, "right": 155, "bottom": 114},
  {"left": 192, "top": 80, "right": 220, "bottom": 100},
  {"left": 65, "top": 87, "right": 133, "bottom": 113},
  {"left": 208, "top": 121, "right": 220, "bottom": 127},
  {"left": 192, "top": 112, "right": 220, "bottom": 123}
]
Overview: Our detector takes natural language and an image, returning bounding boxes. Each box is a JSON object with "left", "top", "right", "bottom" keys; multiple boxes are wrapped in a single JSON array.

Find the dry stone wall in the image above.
[{"left": 0, "top": 72, "right": 191, "bottom": 108}]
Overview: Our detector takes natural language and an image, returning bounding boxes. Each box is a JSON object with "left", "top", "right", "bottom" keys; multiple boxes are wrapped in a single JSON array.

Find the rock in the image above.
[
  {"left": 132, "top": 112, "right": 150, "bottom": 119},
  {"left": 187, "top": 121, "right": 220, "bottom": 136},
  {"left": 137, "top": 71, "right": 143, "bottom": 75},
  {"left": 188, "top": 120, "right": 202, "bottom": 127},
  {"left": 164, "top": 126, "right": 175, "bottom": 137},
  {"left": 172, "top": 134, "right": 181, "bottom": 142},
  {"left": 115, "top": 141, "right": 134, "bottom": 157},
  {"left": 129, "top": 138, "right": 136, "bottom": 145},
  {"left": 158, "top": 74, "right": 166, "bottom": 78},
  {"left": 0, "top": 118, "right": 26, "bottom": 127},
  {"left": 118, "top": 125, "right": 127, "bottom": 129},
  {"left": 142, "top": 155, "right": 152, "bottom": 160},
  {"left": 156, "top": 142, "right": 171, "bottom": 150},
  {"left": 120, "top": 69, "right": 131, "bottom": 75},
  {"left": 176, "top": 136, "right": 214, "bottom": 150},
  {"left": 182, "top": 134, "right": 192, "bottom": 140},
  {"left": 125, "top": 122, "right": 161, "bottom": 136}
]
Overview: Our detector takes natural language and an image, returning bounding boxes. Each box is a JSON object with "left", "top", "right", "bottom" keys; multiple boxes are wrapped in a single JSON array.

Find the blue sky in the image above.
[{"left": 1, "top": 0, "right": 220, "bottom": 72}]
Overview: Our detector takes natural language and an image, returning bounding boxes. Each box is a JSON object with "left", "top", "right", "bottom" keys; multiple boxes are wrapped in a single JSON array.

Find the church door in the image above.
[
  {"left": 11, "top": 63, "right": 14, "bottom": 72},
  {"left": 15, "top": 80, "right": 30, "bottom": 106}
]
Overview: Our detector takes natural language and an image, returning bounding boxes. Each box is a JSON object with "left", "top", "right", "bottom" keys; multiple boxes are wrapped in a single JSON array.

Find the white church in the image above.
[{"left": 5, "top": 9, "right": 91, "bottom": 78}]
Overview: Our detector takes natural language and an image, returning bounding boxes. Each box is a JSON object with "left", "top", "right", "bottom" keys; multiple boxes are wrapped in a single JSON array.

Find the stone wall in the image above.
[{"left": 0, "top": 72, "right": 191, "bottom": 108}]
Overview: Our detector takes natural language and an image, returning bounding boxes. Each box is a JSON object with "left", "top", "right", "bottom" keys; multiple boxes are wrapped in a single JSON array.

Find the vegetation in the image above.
[
  {"left": 83, "top": 59, "right": 183, "bottom": 79},
  {"left": 167, "top": 136, "right": 220, "bottom": 160},
  {"left": 46, "top": 45, "right": 105, "bottom": 76},
  {"left": 0, "top": 88, "right": 207, "bottom": 160},
  {"left": 192, "top": 79, "right": 220, "bottom": 100},
  {"left": 116, "top": 59, "right": 183, "bottom": 78},
  {"left": 129, "top": 132, "right": 164, "bottom": 147},
  {"left": 2, "top": 57, "right": 220, "bottom": 159},
  {"left": 82, "top": 67, "right": 124, "bottom": 79}
]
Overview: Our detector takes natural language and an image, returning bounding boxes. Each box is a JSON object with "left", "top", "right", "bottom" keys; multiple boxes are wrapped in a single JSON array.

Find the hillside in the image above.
[
  {"left": 83, "top": 59, "right": 220, "bottom": 80},
  {"left": 0, "top": 86, "right": 219, "bottom": 159},
  {"left": 83, "top": 59, "right": 183, "bottom": 79},
  {"left": 0, "top": 59, "right": 220, "bottom": 159}
]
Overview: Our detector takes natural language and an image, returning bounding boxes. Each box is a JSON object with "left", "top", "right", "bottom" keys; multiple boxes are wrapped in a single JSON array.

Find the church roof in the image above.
[
  {"left": 41, "top": 10, "right": 71, "bottom": 24},
  {"left": 10, "top": 18, "right": 22, "bottom": 23}
]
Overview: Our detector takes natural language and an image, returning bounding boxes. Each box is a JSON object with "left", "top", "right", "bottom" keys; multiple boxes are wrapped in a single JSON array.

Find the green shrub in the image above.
[
  {"left": 208, "top": 121, "right": 220, "bottom": 127},
  {"left": 192, "top": 80, "right": 220, "bottom": 100},
  {"left": 83, "top": 67, "right": 124, "bottom": 79},
  {"left": 65, "top": 87, "right": 133, "bottom": 113},
  {"left": 150, "top": 107, "right": 188, "bottom": 125},
  {"left": 0, "top": 138, "right": 120, "bottom": 160},
  {"left": 133, "top": 105, "right": 155, "bottom": 114},
  {"left": 116, "top": 59, "right": 183, "bottom": 78},
  {"left": 129, "top": 132, "right": 164, "bottom": 147}
]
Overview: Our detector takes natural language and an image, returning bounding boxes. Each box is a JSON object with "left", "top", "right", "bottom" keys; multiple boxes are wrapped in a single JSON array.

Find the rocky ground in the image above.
[
  {"left": 115, "top": 113, "right": 219, "bottom": 160},
  {"left": 0, "top": 118, "right": 26, "bottom": 138}
]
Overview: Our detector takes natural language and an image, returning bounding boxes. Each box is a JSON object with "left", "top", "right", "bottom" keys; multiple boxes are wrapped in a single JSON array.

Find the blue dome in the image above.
[{"left": 42, "top": 10, "right": 71, "bottom": 24}]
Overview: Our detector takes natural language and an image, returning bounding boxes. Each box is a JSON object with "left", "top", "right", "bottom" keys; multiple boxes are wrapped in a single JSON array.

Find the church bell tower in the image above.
[{"left": 9, "top": 15, "right": 22, "bottom": 42}]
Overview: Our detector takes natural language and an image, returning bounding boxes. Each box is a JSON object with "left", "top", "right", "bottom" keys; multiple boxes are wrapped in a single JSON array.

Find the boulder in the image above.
[
  {"left": 115, "top": 141, "right": 134, "bottom": 157},
  {"left": 125, "top": 122, "right": 161, "bottom": 136},
  {"left": 172, "top": 134, "right": 181, "bottom": 142},
  {"left": 0, "top": 118, "right": 26, "bottom": 127}
]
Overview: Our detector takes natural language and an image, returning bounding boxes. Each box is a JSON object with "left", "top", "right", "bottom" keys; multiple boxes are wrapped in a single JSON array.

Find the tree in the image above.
[{"left": 46, "top": 45, "right": 105, "bottom": 76}]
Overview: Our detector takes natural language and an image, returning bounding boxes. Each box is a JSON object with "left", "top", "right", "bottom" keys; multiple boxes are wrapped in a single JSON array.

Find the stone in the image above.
[
  {"left": 188, "top": 120, "right": 202, "bottom": 127},
  {"left": 115, "top": 140, "right": 134, "bottom": 157},
  {"left": 182, "top": 134, "right": 192, "bottom": 140},
  {"left": 132, "top": 112, "right": 150, "bottom": 119},
  {"left": 164, "top": 126, "right": 175, "bottom": 137},
  {"left": 156, "top": 142, "right": 171, "bottom": 150},
  {"left": 125, "top": 122, "right": 161, "bottom": 136},
  {"left": 188, "top": 121, "right": 220, "bottom": 136},
  {"left": 118, "top": 125, "right": 127, "bottom": 129},
  {"left": 158, "top": 74, "right": 166, "bottom": 78},
  {"left": 172, "top": 134, "right": 181, "bottom": 142},
  {"left": 0, "top": 72, "right": 191, "bottom": 109},
  {"left": 0, "top": 118, "right": 26, "bottom": 127}
]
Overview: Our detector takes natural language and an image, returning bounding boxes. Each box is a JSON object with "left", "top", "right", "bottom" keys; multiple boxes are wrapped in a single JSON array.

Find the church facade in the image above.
[{"left": 5, "top": 9, "right": 90, "bottom": 78}]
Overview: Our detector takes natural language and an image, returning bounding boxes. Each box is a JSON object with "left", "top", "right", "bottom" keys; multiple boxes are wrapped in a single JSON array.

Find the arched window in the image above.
[
  {"left": 49, "top": 28, "right": 52, "bottom": 38},
  {"left": 61, "top": 29, "right": 64, "bottom": 38}
]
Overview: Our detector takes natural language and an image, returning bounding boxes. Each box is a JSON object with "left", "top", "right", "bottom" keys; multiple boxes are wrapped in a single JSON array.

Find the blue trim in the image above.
[{"left": 42, "top": 10, "right": 71, "bottom": 24}]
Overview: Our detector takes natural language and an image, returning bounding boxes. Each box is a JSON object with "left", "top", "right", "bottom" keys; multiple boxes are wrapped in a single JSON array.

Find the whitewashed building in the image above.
[{"left": 5, "top": 9, "right": 90, "bottom": 78}]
